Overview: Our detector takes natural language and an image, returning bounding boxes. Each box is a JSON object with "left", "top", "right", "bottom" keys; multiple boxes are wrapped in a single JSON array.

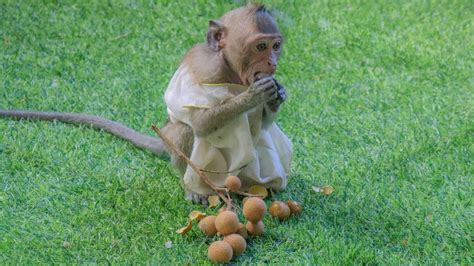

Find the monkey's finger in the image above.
[
  {"left": 264, "top": 90, "right": 278, "bottom": 101},
  {"left": 259, "top": 80, "right": 277, "bottom": 92},
  {"left": 253, "top": 83, "right": 276, "bottom": 96},
  {"left": 253, "top": 76, "right": 274, "bottom": 87},
  {"left": 269, "top": 94, "right": 279, "bottom": 103},
  {"left": 249, "top": 78, "right": 274, "bottom": 93}
]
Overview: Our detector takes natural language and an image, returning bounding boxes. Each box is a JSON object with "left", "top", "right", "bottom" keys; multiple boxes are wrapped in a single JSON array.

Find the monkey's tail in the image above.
[{"left": 0, "top": 109, "right": 167, "bottom": 156}]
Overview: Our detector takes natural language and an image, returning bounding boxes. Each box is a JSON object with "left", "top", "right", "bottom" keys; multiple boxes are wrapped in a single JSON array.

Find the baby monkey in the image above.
[{"left": 0, "top": 4, "right": 293, "bottom": 205}]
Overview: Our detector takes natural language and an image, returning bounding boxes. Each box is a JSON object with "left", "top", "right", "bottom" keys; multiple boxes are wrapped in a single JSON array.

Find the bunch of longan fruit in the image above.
[{"left": 197, "top": 176, "right": 302, "bottom": 263}]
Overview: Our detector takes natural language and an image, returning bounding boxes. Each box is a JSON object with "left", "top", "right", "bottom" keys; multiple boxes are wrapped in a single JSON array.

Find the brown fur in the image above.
[{"left": 182, "top": 44, "right": 242, "bottom": 85}]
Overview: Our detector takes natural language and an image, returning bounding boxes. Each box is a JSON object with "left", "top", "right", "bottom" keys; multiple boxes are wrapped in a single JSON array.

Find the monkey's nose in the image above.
[{"left": 267, "top": 63, "right": 276, "bottom": 73}]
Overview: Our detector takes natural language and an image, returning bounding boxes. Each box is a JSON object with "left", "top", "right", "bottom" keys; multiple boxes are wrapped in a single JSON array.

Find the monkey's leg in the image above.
[
  {"left": 0, "top": 109, "right": 166, "bottom": 155},
  {"left": 160, "top": 120, "right": 194, "bottom": 174},
  {"left": 160, "top": 121, "right": 208, "bottom": 206}
]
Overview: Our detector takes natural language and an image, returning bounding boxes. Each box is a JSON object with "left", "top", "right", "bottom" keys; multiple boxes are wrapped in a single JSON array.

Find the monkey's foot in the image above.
[{"left": 185, "top": 191, "right": 209, "bottom": 207}]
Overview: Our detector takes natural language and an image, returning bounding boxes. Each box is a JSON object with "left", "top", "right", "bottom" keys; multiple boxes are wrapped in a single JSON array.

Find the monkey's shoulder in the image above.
[
  {"left": 181, "top": 44, "right": 230, "bottom": 84},
  {"left": 182, "top": 44, "right": 214, "bottom": 65}
]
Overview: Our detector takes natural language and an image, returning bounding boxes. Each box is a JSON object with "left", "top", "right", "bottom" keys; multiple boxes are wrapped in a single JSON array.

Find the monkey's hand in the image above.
[
  {"left": 245, "top": 76, "right": 278, "bottom": 106},
  {"left": 266, "top": 79, "right": 286, "bottom": 112},
  {"left": 191, "top": 77, "right": 277, "bottom": 137}
]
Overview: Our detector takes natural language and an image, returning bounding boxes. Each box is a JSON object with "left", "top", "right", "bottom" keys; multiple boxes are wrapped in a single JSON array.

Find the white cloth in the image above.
[{"left": 164, "top": 65, "right": 292, "bottom": 195}]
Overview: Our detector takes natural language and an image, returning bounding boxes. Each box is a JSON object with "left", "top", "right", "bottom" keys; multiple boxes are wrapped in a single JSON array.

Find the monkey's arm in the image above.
[
  {"left": 262, "top": 105, "right": 279, "bottom": 128},
  {"left": 262, "top": 79, "right": 287, "bottom": 127},
  {"left": 0, "top": 110, "right": 166, "bottom": 155},
  {"left": 190, "top": 77, "right": 278, "bottom": 137}
]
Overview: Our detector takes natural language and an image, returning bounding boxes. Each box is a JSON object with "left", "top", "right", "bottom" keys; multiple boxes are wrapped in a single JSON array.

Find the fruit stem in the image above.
[{"left": 234, "top": 191, "right": 263, "bottom": 198}]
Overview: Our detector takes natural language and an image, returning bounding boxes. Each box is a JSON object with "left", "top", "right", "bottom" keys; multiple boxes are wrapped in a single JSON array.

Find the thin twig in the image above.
[
  {"left": 151, "top": 125, "right": 231, "bottom": 206},
  {"left": 151, "top": 125, "right": 226, "bottom": 193},
  {"left": 234, "top": 191, "right": 263, "bottom": 198},
  {"left": 226, "top": 193, "right": 233, "bottom": 211},
  {"left": 200, "top": 163, "right": 249, "bottom": 174}
]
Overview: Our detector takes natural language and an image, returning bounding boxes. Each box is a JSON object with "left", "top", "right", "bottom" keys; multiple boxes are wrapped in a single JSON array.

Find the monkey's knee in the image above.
[{"left": 161, "top": 121, "right": 194, "bottom": 174}]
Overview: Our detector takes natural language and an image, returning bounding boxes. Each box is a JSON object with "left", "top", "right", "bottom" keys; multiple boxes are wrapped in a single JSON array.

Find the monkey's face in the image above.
[
  {"left": 222, "top": 32, "right": 283, "bottom": 86},
  {"left": 213, "top": 5, "right": 283, "bottom": 85},
  {"left": 243, "top": 33, "right": 283, "bottom": 84}
]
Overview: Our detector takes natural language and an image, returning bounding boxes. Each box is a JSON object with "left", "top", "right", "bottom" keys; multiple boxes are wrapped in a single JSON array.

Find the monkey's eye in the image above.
[
  {"left": 256, "top": 42, "right": 267, "bottom": 52},
  {"left": 273, "top": 41, "right": 281, "bottom": 51}
]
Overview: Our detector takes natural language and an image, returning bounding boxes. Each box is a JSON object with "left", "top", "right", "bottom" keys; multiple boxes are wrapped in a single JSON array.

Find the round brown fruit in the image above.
[
  {"left": 208, "top": 240, "right": 233, "bottom": 263},
  {"left": 237, "top": 223, "right": 248, "bottom": 239},
  {"left": 246, "top": 221, "right": 264, "bottom": 237},
  {"left": 243, "top": 197, "right": 266, "bottom": 223},
  {"left": 215, "top": 211, "right": 239, "bottom": 236},
  {"left": 198, "top": 215, "right": 217, "bottom": 237},
  {"left": 225, "top": 176, "right": 241, "bottom": 191},
  {"left": 287, "top": 200, "right": 303, "bottom": 215},
  {"left": 269, "top": 201, "right": 291, "bottom": 220},
  {"left": 223, "top": 234, "right": 247, "bottom": 256}
]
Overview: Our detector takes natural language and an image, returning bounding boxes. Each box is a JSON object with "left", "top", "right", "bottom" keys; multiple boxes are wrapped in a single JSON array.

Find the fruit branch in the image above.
[{"left": 200, "top": 163, "right": 248, "bottom": 174}]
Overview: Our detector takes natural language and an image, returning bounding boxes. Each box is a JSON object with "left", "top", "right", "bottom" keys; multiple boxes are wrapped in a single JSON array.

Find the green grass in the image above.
[{"left": 1, "top": 0, "right": 472, "bottom": 264}]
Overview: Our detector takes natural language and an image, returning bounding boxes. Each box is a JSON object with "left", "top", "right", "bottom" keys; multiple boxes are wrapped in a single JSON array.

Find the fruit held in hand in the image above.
[
  {"left": 223, "top": 233, "right": 247, "bottom": 256},
  {"left": 198, "top": 215, "right": 217, "bottom": 237},
  {"left": 287, "top": 200, "right": 303, "bottom": 215},
  {"left": 246, "top": 221, "right": 264, "bottom": 237},
  {"left": 243, "top": 197, "right": 266, "bottom": 223},
  {"left": 208, "top": 240, "right": 233, "bottom": 263},
  {"left": 215, "top": 211, "right": 239, "bottom": 235},
  {"left": 225, "top": 176, "right": 241, "bottom": 191},
  {"left": 269, "top": 201, "right": 291, "bottom": 220}
]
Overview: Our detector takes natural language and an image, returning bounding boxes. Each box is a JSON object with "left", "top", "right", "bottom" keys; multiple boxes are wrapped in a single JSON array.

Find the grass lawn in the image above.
[{"left": 1, "top": 0, "right": 472, "bottom": 264}]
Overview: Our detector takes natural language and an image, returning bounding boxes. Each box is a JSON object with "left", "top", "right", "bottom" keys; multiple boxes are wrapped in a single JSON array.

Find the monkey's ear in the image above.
[{"left": 207, "top": 20, "right": 226, "bottom": 51}]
